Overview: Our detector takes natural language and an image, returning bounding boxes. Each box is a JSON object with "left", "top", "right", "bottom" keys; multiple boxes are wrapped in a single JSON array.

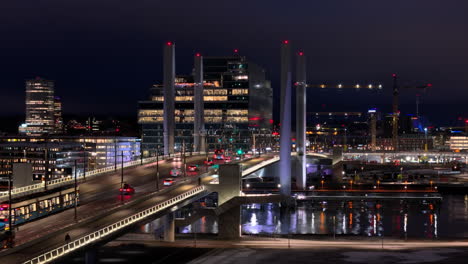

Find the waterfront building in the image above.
[
  {"left": 139, "top": 55, "right": 273, "bottom": 156},
  {"left": 0, "top": 136, "right": 140, "bottom": 183}
]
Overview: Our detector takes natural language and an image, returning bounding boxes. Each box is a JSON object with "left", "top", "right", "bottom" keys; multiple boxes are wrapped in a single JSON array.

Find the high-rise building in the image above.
[
  {"left": 19, "top": 78, "right": 59, "bottom": 136},
  {"left": 54, "top": 96, "right": 63, "bottom": 133},
  {"left": 138, "top": 54, "right": 273, "bottom": 156}
]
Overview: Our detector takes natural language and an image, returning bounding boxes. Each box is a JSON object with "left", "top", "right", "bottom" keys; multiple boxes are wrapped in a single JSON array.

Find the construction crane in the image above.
[{"left": 391, "top": 74, "right": 432, "bottom": 151}]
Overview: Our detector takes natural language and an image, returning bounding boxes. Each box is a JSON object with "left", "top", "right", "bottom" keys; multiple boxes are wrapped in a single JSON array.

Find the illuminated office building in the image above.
[
  {"left": 54, "top": 96, "right": 63, "bottom": 133},
  {"left": 19, "top": 78, "right": 60, "bottom": 135},
  {"left": 449, "top": 136, "right": 468, "bottom": 151},
  {"left": 139, "top": 55, "right": 273, "bottom": 156},
  {"left": 0, "top": 136, "right": 140, "bottom": 183}
]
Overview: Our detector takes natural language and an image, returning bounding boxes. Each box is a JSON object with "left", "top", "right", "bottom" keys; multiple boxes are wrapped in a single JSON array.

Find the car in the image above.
[
  {"left": 224, "top": 156, "right": 232, "bottom": 163},
  {"left": 170, "top": 168, "right": 182, "bottom": 177},
  {"left": 163, "top": 178, "right": 174, "bottom": 186},
  {"left": 173, "top": 156, "right": 182, "bottom": 162},
  {"left": 187, "top": 165, "right": 198, "bottom": 172},
  {"left": 119, "top": 183, "right": 135, "bottom": 194},
  {"left": 204, "top": 159, "right": 214, "bottom": 166}
]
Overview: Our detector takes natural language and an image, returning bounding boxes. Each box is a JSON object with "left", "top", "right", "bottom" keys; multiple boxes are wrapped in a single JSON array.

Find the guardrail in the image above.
[
  {"left": 23, "top": 185, "right": 206, "bottom": 264},
  {"left": 242, "top": 155, "right": 280, "bottom": 177},
  {"left": 0, "top": 152, "right": 208, "bottom": 202}
]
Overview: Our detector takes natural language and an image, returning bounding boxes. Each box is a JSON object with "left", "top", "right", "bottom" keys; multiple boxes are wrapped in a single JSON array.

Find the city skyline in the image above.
[{"left": 1, "top": 1, "right": 468, "bottom": 125}]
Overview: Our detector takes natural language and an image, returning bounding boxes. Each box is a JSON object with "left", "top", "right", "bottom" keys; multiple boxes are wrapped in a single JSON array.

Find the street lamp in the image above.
[
  {"left": 183, "top": 140, "right": 187, "bottom": 179},
  {"left": 8, "top": 174, "right": 12, "bottom": 231},
  {"left": 424, "top": 127, "right": 428, "bottom": 152},
  {"left": 156, "top": 145, "right": 160, "bottom": 191},
  {"left": 120, "top": 151, "right": 124, "bottom": 190},
  {"left": 74, "top": 159, "right": 78, "bottom": 222},
  {"left": 321, "top": 180, "right": 324, "bottom": 189}
]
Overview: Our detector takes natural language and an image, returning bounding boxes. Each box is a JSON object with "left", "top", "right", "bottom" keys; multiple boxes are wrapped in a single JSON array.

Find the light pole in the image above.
[
  {"left": 83, "top": 146, "right": 87, "bottom": 181},
  {"left": 8, "top": 173, "right": 12, "bottom": 231},
  {"left": 120, "top": 151, "right": 124, "bottom": 189},
  {"left": 424, "top": 127, "right": 428, "bottom": 152},
  {"left": 183, "top": 140, "right": 187, "bottom": 179},
  {"left": 74, "top": 159, "right": 78, "bottom": 222},
  {"left": 114, "top": 138, "right": 117, "bottom": 171},
  {"left": 156, "top": 145, "right": 160, "bottom": 191},
  {"left": 44, "top": 146, "right": 48, "bottom": 190}
]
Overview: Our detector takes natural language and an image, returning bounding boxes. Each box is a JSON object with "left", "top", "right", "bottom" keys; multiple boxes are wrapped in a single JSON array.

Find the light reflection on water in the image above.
[{"left": 142, "top": 194, "right": 468, "bottom": 239}]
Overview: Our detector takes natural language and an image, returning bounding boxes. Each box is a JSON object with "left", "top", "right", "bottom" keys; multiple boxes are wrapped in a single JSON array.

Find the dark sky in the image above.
[{"left": 1, "top": 0, "right": 468, "bottom": 125}]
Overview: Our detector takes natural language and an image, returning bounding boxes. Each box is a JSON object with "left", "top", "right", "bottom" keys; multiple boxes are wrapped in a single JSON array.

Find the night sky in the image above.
[{"left": 1, "top": 0, "right": 467, "bottom": 125}]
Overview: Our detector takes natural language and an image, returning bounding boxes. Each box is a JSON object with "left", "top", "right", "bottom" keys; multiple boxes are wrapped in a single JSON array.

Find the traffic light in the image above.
[{"left": 237, "top": 149, "right": 243, "bottom": 155}]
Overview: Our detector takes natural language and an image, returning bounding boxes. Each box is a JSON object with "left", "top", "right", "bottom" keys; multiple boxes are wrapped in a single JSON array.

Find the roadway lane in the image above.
[{"left": 0, "top": 154, "right": 276, "bottom": 263}]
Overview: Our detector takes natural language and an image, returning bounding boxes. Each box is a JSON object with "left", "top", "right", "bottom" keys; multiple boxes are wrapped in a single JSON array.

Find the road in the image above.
[{"left": 0, "top": 154, "right": 274, "bottom": 263}]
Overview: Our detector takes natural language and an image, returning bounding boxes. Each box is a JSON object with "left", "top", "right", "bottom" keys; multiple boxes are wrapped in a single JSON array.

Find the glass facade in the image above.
[
  {"left": 19, "top": 78, "right": 62, "bottom": 136},
  {"left": 138, "top": 56, "right": 273, "bottom": 156}
]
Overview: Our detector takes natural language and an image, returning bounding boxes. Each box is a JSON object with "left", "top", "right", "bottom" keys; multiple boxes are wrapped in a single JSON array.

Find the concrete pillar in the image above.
[
  {"left": 163, "top": 42, "right": 176, "bottom": 156},
  {"left": 296, "top": 51, "right": 307, "bottom": 190},
  {"left": 296, "top": 52, "right": 306, "bottom": 156},
  {"left": 217, "top": 164, "right": 241, "bottom": 205},
  {"left": 163, "top": 213, "right": 175, "bottom": 242},
  {"left": 392, "top": 74, "right": 399, "bottom": 151},
  {"left": 279, "top": 40, "right": 292, "bottom": 196},
  {"left": 218, "top": 204, "right": 241, "bottom": 239},
  {"left": 296, "top": 155, "right": 307, "bottom": 190},
  {"left": 194, "top": 53, "right": 205, "bottom": 152},
  {"left": 85, "top": 248, "right": 98, "bottom": 264},
  {"left": 370, "top": 111, "right": 377, "bottom": 151}
]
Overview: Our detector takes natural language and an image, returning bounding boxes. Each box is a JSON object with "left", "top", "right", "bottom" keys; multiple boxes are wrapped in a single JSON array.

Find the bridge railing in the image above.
[
  {"left": 242, "top": 155, "right": 280, "bottom": 177},
  {"left": 23, "top": 185, "right": 206, "bottom": 264},
  {"left": 0, "top": 152, "right": 208, "bottom": 201}
]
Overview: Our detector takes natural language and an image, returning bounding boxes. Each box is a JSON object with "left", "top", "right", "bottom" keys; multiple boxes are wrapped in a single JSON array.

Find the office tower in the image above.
[
  {"left": 139, "top": 52, "right": 273, "bottom": 156},
  {"left": 54, "top": 96, "right": 63, "bottom": 133},
  {"left": 19, "top": 78, "right": 57, "bottom": 136}
]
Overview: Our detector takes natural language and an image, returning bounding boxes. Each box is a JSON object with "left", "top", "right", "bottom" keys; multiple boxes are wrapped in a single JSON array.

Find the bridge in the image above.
[
  {"left": 0, "top": 152, "right": 208, "bottom": 203},
  {"left": 0, "top": 154, "right": 284, "bottom": 264}
]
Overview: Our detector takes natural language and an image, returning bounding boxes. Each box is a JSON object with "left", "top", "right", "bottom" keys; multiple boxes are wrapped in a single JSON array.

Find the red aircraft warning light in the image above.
[
  {"left": 299, "top": 51, "right": 304, "bottom": 56},
  {"left": 167, "top": 41, "right": 173, "bottom": 46},
  {"left": 196, "top": 53, "right": 201, "bottom": 57},
  {"left": 283, "top": 40, "right": 289, "bottom": 44}
]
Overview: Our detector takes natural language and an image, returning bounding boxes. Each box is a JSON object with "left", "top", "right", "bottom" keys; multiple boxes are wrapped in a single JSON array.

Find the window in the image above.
[
  {"left": 175, "top": 96, "right": 193, "bottom": 101},
  {"left": 204, "top": 110, "right": 222, "bottom": 116},
  {"left": 205, "top": 117, "right": 222, "bottom": 123},
  {"left": 139, "top": 110, "right": 163, "bottom": 116},
  {"left": 204, "top": 89, "right": 227, "bottom": 95},
  {"left": 204, "top": 96, "right": 228, "bottom": 101},
  {"left": 227, "top": 109, "right": 248, "bottom": 116},
  {"left": 138, "top": 117, "right": 164, "bottom": 123},
  {"left": 151, "top": 96, "right": 164, "bottom": 101},
  {"left": 226, "top": 117, "right": 248, "bottom": 123},
  {"left": 231, "top": 89, "right": 249, "bottom": 95}
]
